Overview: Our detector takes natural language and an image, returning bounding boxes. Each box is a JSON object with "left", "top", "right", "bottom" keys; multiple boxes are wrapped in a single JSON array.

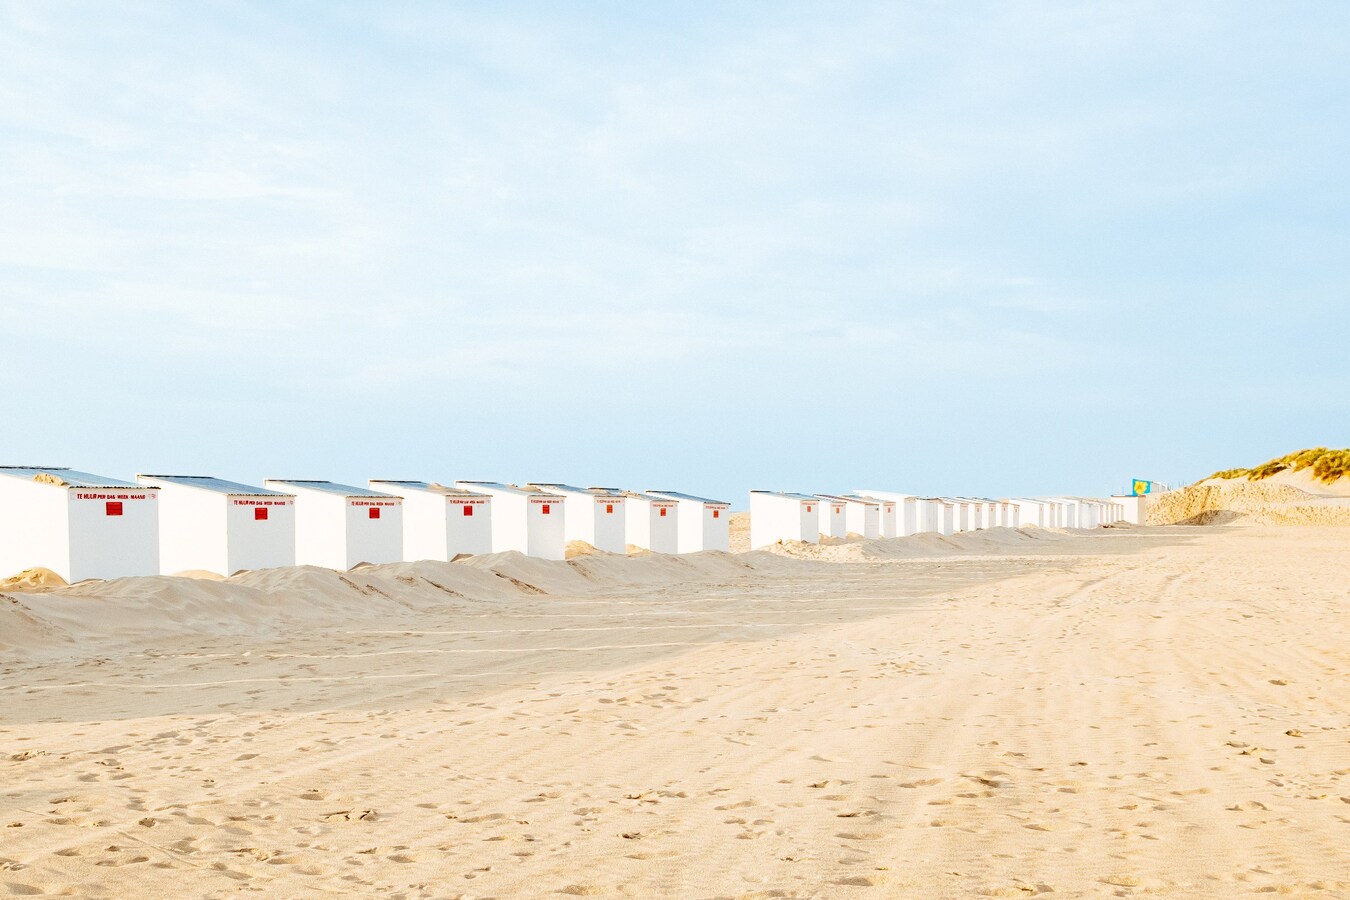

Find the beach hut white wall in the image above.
[
  {"left": 529, "top": 484, "right": 627, "bottom": 554},
  {"left": 369, "top": 481, "right": 491, "bottom": 560},
  {"left": 832, "top": 495, "right": 880, "bottom": 539},
  {"left": 624, "top": 493, "right": 679, "bottom": 553},
  {"left": 748, "top": 491, "right": 819, "bottom": 548},
  {"left": 1114, "top": 495, "right": 1147, "bottom": 524},
  {"left": 874, "top": 498, "right": 897, "bottom": 537},
  {"left": 855, "top": 491, "right": 920, "bottom": 536},
  {"left": 265, "top": 480, "right": 403, "bottom": 570},
  {"left": 137, "top": 475, "right": 294, "bottom": 576},
  {"left": 647, "top": 491, "right": 731, "bottom": 553},
  {"left": 1011, "top": 499, "right": 1045, "bottom": 527},
  {"left": 945, "top": 499, "right": 971, "bottom": 533},
  {"left": 936, "top": 500, "right": 956, "bottom": 535},
  {"left": 456, "top": 482, "right": 565, "bottom": 560},
  {"left": 815, "top": 496, "right": 848, "bottom": 539},
  {"left": 0, "top": 466, "right": 160, "bottom": 583}
]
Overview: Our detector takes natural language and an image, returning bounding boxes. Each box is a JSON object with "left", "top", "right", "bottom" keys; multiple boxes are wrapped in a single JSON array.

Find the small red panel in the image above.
[
  {"left": 806, "top": 505, "right": 813, "bottom": 513},
  {"left": 106, "top": 501, "right": 123, "bottom": 517},
  {"left": 713, "top": 509, "right": 719, "bottom": 518},
  {"left": 541, "top": 504, "right": 551, "bottom": 515},
  {"left": 255, "top": 507, "right": 269, "bottom": 521},
  {"left": 606, "top": 504, "right": 614, "bottom": 514},
  {"left": 369, "top": 507, "right": 381, "bottom": 520},
  {"left": 659, "top": 508, "right": 667, "bottom": 517},
  {"left": 463, "top": 504, "right": 474, "bottom": 516}
]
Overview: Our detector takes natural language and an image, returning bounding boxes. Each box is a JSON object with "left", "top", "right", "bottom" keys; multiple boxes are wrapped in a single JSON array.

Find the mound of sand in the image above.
[
  {"left": 0, "top": 567, "right": 69, "bottom": 593},
  {"left": 1148, "top": 480, "right": 1350, "bottom": 526}
]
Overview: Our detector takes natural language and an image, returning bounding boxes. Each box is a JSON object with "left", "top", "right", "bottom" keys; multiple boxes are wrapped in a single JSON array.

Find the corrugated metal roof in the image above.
[
  {"left": 831, "top": 494, "right": 880, "bottom": 506},
  {"left": 267, "top": 479, "right": 398, "bottom": 499},
  {"left": 369, "top": 480, "right": 488, "bottom": 498},
  {"left": 0, "top": 466, "right": 146, "bottom": 489},
  {"left": 648, "top": 490, "right": 729, "bottom": 506},
  {"left": 458, "top": 481, "right": 559, "bottom": 497},
  {"left": 623, "top": 491, "right": 674, "bottom": 503},
  {"left": 750, "top": 490, "right": 819, "bottom": 502},
  {"left": 528, "top": 482, "right": 587, "bottom": 494},
  {"left": 138, "top": 475, "right": 292, "bottom": 496}
]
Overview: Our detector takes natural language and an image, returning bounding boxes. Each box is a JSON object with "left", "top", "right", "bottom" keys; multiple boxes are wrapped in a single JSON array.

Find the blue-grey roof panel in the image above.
[
  {"left": 139, "top": 475, "right": 292, "bottom": 496},
  {"left": 648, "top": 490, "right": 730, "bottom": 505},
  {"left": 269, "top": 479, "right": 397, "bottom": 498},
  {"left": 0, "top": 466, "right": 143, "bottom": 489}
]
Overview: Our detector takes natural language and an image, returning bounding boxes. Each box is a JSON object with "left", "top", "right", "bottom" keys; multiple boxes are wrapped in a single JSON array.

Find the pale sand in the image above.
[{"left": 2, "top": 526, "right": 1348, "bottom": 897}]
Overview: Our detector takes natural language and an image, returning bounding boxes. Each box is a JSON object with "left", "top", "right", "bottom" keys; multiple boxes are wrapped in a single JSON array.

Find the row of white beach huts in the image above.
[
  {"left": 0, "top": 466, "right": 1146, "bottom": 584},
  {"left": 0, "top": 466, "right": 730, "bottom": 582},
  {"left": 749, "top": 490, "right": 1145, "bottom": 548}
]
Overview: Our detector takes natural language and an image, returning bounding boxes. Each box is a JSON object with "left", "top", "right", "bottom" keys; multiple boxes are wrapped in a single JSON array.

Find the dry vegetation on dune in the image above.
[
  {"left": 1151, "top": 447, "right": 1350, "bottom": 526},
  {"left": 1205, "top": 447, "right": 1350, "bottom": 484}
]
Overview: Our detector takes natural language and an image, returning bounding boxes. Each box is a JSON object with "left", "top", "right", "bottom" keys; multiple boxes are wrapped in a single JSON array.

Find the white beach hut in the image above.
[
  {"left": 624, "top": 492, "right": 680, "bottom": 553},
  {"left": 0, "top": 466, "right": 160, "bottom": 583},
  {"left": 529, "top": 484, "right": 627, "bottom": 554},
  {"left": 647, "top": 490, "right": 731, "bottom": 553},
  {"left": 455, "top": 482, "right": 566, "bottom": 560},
  {"left": 264, "top": 480, "right": 403, "bottom": 570},
  {"left": 856, "top": 490, "right": 921, "bottom": 536},
  {"left": 1114, "top": 495, "right": 1147, "bottom": 524},
  {"left": 814, "top": 495, "right": 848, "bottom": 539},
  {"left": 870, "top": 496, "right": 898, "bottom": 538},
  {"left": 834, "top": 495, "right": 881, "bottom": 539},
  {"left": 136, "top": 475, "right": 295, "bottom": 576},
  {"left": 368, "top": 480, "right": 491, "bottom": 560},
  {"left": 748, "top": 491, "right": 820, "bottom": 549},
  {"left": 815, "top": 496, "right": 880, "bottom": 539}
]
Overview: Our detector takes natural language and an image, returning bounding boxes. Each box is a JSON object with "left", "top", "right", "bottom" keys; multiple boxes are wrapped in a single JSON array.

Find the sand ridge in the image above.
[{"left": 1, "top": 526, "right": 1348, "bottom": 897}]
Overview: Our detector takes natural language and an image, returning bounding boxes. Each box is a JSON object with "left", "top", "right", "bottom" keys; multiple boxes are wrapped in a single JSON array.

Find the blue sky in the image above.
[{"left": 2, "top": 2, "right": 1347, "bottom": 504}]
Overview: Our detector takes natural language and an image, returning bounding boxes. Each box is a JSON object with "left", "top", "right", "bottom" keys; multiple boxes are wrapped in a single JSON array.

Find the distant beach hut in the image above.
[
  {"left": 814, "top": 495, "right": 848, "bottom": 539},
  {"left": 623, "top": 492, "right": 680, "bottom": 553},
  {"left": 1009, "top": 498, "right": 1047, "bottom": 527},
  {"left": 0, "top": 466, "right": 161, "bottom": 583},
  {"left": 136, "top": 475, "right": 295, "bottom": 576},
  {"left": 856, "top": 490, "right": 921, "bottom": 536},
  {"left": 815, "top": 496, "right": 880, "bottom": 539},
  {"left": 529, "top": 484, "right": 627, "bottom": 554},
  {"left": 647, "top": 490, "right": 731, "bottom": 552},
  {"left": 1114, "top": 495, "right": 1145, "bottom": 524},
  {"left": 368, "top": 480, "right": 491, "bottom": 560},
  {"left": 265, "top": 480, "right": 403, "bottom": 570},
  {"left": 455, "top": 482, "right": 566, "bottom": 560},
  {"left": 748, "top": 491, "right": 820, "bottom": 549}
]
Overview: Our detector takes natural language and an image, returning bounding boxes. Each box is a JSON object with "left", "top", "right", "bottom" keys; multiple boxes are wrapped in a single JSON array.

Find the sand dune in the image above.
[{"left": 2, "top": 526, "right": 1348, "bottom": 897}]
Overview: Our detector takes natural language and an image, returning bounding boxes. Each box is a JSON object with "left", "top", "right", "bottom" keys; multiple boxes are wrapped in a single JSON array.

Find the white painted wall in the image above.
[
  {"left": 66, "top": 487, "right": 161, "bottom": 582},
  {"left": 342, "top": 497, "right": 403, "bottom": 567},
  {"left": 537, "top": 487, "right": 626, "bottom": 553},
  {"left": 749, "top": 492, "right": 818, "bottom": 548},
  {"left": 0, "top": 477, "right": 160, "bottom": 582},
  {"left": 840, "top": 498, "right": 879, "bottom": 539},
  {"left": 648, "top": 493, "right": 730, "bottom": 553},
  {"left": 625, "top": 495, "right": 679, "bottom": 553},
  {"left": 1114, "top": 496, "right": 1147, "bottom": 524},
  {"left": 457, "top": 484, "right": 565, "bottom": 560},
  {"left": 370, "top": 482, "right": 492, "bottom": 561},
  {"left": 816, "top": 497, "right": 847, "bottom": 539},
  {"left": 147, "top": 480, "right": 228, "bottom": 575},
  {"left": 223, "top": 497, "right": 295, "bottom": 574},
  {"left": 0, "top": 477, "right": 69, "bottom": 579},
  {"left": 270, "top": 482, "right": 404, "bottom": 570}
]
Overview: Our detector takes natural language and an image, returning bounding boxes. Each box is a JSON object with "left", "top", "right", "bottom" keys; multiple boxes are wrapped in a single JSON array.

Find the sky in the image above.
[{"left": 1, "top": 1, "right": 1347, "bottom": 504}]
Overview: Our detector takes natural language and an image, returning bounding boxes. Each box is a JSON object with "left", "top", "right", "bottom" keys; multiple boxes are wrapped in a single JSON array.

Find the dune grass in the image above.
[{"left": 1204, "top": 448, "right": 1350, "bottom": 485}]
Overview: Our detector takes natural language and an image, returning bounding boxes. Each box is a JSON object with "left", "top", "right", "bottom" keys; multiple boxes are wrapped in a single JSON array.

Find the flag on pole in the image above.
[{"left": 1132, "top": 479, "right": 1153, "bottom": 496}]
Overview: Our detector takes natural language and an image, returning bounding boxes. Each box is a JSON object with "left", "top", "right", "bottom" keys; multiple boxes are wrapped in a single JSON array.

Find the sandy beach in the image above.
[{"left": 2, "top": 524, "right": 1348, "bottom": 898}]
